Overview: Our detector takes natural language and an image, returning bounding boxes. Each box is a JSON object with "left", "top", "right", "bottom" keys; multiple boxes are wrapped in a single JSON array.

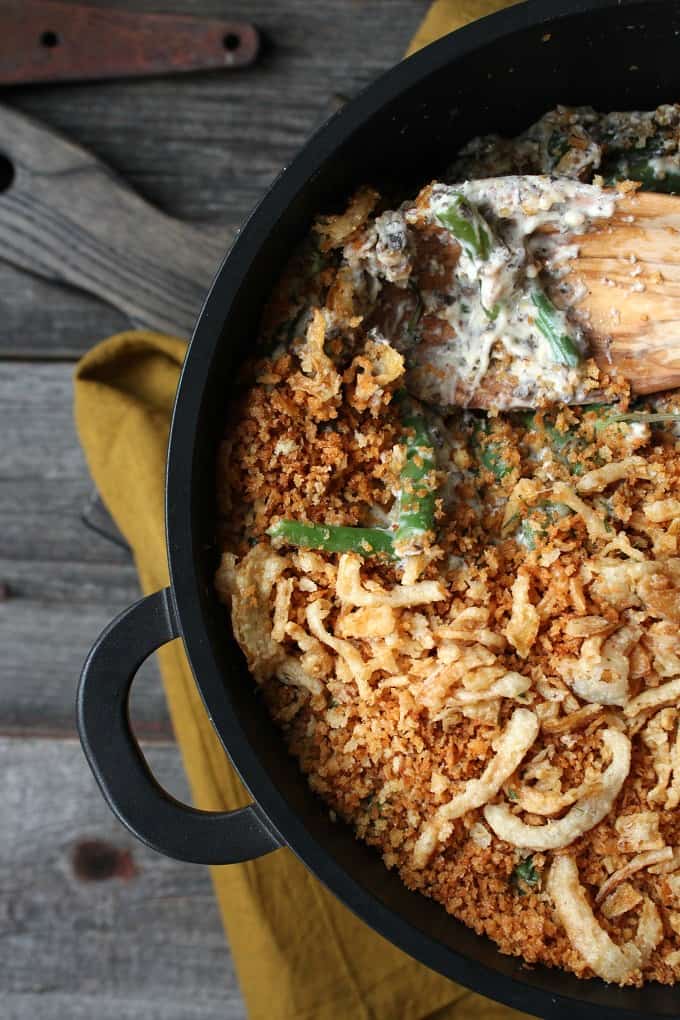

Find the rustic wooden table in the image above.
[{"left": 0, "top": 2, "right": 428, "bottom": 1016}]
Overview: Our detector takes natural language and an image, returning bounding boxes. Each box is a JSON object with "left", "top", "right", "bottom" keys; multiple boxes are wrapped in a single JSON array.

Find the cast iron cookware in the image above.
[{"left": 78, "top": 1, "right": 680, "bottom": 1015}]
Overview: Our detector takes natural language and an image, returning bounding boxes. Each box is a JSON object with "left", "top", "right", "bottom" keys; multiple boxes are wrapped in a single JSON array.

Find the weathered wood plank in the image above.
[
  {"left": 1, "top": 261, "right": 129, "bottom": 359},
  {"left": 1, "top": 0, "right": 427, "bottom": 356},
  {"left": 1, "top": 361, "right": 133, "bottom": 563},
  {"left": 0, "top": 103, "right": 230, "bottom": 337},
  {"left": 1, "top": 558, "right": 173, "bottom": 738},
  {"left": 5, "top": 996, "right": 244, "bottom": 1020},
  {"left": 0, "top": 736, "right": 246, "bottom": 1019},
  {"left": 0, "top": 361, "right": 174, "bottom": 735}
]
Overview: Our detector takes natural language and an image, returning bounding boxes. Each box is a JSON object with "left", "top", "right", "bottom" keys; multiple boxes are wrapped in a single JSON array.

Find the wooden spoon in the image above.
[
  {"left": 568, "top": 189, "right": 680, "bottom": 395},
  {"left": 458, "top": 189, "right": 680, "bottom": 411}
]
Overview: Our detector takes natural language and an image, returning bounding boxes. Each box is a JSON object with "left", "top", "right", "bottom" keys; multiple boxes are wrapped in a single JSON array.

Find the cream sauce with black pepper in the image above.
[{"left": 348, "top": 176, "right": 617, "bottom": 408}]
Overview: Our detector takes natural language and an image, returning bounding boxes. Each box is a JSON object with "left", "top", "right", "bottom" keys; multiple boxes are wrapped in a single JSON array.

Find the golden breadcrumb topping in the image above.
[{"left": 215, "top": 155, "right": 680, "bottom": 987}]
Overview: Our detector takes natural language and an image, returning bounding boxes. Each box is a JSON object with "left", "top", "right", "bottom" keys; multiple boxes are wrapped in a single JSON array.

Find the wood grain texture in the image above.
[
  {"left": 0, "top": 2, "right": 259, "bottom": 85},
  {"left": 1, "top": 558, "right": 173, "bottom": 738},
  {"left": 0, "top": 737, "right": 245, "bottom": 1019},
  {"left": 0, "top": 0, "right": 427, "bottom": 355},
  {"left": 0, "top": 102, "right": 230, "bottom": 337},
  {"left": 0, "top": 362, "right": 172, "bottom": 736},
  {"left": 571, "top": 190, "right": 680, "bottom": 393},
  {"left": 1, "top": 361, "right": 134, "bottom": 563},
  {"left": 0, "top": 260, "right": 129, "bottom": 359}
]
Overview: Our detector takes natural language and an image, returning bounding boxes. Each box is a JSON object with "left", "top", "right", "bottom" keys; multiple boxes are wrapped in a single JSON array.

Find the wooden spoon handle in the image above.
[
  {"left": 0, "top": 103, "right": 229, "bottom": 337},
  {"left": 0, "top": 1, "right": 259, "bottom": 85}
]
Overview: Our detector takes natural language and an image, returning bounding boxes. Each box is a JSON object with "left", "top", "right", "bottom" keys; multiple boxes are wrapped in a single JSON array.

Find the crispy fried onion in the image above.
[
  {"left": 284, "top": 622, "right": 333, "bottom": 684},
  {"left": 649, "top": 850, "right": 680, "bottom": 876},
  {"left": 314, "top": 186, "right": 379, "bottom": 250},
  {"left": 601, "top": 883, "right": 643, "bottom": 920},
  {"left": 289, "top": 308, "right": 341, "bottom": 411},
  {"left": 646, "top": 621, "right": 680, "bottom": 678},
  {"left": 337, "top": 553, "right": 446, "bottom": 608},
  {"left": 436, "top": 606, "right": 506, "bottom": 652},
  {"left": 421, "top": 635, "right": 530, "bottom": 715},
  {"left": 547, "top": 855, "right": 663, "bottom": 984},
  {"left": 412, "top": 709, "right": 538, "bottom": 869},
  {"left": 550, "top": 483, "right": 610, "bottom": 541},
  {"left": 637, "top": 572, "right": 680, "bottom": 625},
  {"left": 645, "top": 498, "right": 680, "bottom": 523},
  {"left": 277, "top": 656, "right": 324, "bottom": 696},
  {"left": 215, "top": 546, "right": 289, "bottom": 682},
  {"left": 448, "top": 671, "right": 531, "bottom": 705},
  {"left": 504, "top": 570, "right": 539, "bottom": 659},
  {"left": 306, "top": 598, "right": 390, "bottom": 701},
  {"left": 216, "top": 546, "right": 326, "bottom": 694},
  {"left": 590, "top": 559, "right": 680, "bottom": 621},
  {"left": 345, "top": 338, "right": 404, "bottom": 413},
  {"left": 615, "top": 811, "right": 665, "bottom": 854},
  {"left": 625, "top": 676, "right": 680, "bottom": 718},
  {"left": 576, "top": 457, "right": 649, "bottom": 495},
  {"left": 595, "top": 848, "right": 673, "bottom": 905},
  {"left": 557, "top": 624, "right": 641, "bottom": 707},
  {"left": 641, "top": 708, "right": 680, "bottom": 809},
  {"left": 541, "top": 704, "right": 604, "bottom": 735},
  {"left": 514, "top": 773, "right": 602, "bottom": 817},
  {"left": 484, "top": 729, "right": 630, "bottom": 850}
]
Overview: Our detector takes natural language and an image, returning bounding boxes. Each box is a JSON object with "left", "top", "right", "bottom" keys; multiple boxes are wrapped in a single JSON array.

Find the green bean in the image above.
[
  {"left": 267, "top": 412, "right": 438, "bottom": 557},
  {"left": 604, "top": 156, "right": 680, "bottom": 195},
  {"left": 515, "top": 502, "right": 571, "bottom": 551},
  {"left": 590, "top": 408, "right": 680, "bottom": 432},
  {"left": 395, "top": 414, "right": 437, "bottom": 544},
  {"left": 480, "top": 443, "right": 510, "bottom": 479},
  {"left": 522, "top": 412, "right": 572, "bottom": 452},
  {"left": 436, "top": 194, "right": 492, "bottom": 261},
  {"left": 541, "top": 501, "right": 572, "bottom": 522},
  {"left": 530, "top": 289, "right": 581, "bottom": 368},
  {"left": 519, "top": 520, "right": 537, "bottom": 551},
  {"left": 521, "top": 411, "right": 588, "bottom": 477},
  {"left": 600, "top": 123, "right": 680, "bottom": 194},
  {"left": 546, "top": 129, "right": 571, "bottom": 166},
  {"left": 267, "top": 520, "right": 395, "bottom": 557},
  {"left": 472, "top": 419, "right": 511, "bottom": 480}
]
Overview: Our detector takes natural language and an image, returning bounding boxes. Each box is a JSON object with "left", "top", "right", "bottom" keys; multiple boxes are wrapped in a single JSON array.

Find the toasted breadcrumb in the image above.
[{"left": 216, "top": 159, "right": 680, "bottom": 987}]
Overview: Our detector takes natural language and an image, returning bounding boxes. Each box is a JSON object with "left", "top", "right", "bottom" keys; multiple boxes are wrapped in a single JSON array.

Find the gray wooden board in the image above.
[
  {"left": 1, "top": 360, "right": 134, "bottom": 565},
  {"left": 1, "top": 557, "right": 174, "bottom": 737},
  {"left": 1, "top": 736, "right": 246, "bottom": 1019},
  {"left": 0, "top": 0, "right": 427, "bottom": 356}
]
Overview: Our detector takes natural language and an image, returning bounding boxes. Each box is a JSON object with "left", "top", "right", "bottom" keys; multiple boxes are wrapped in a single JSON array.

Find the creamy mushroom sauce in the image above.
[
  {"left": 343, "top": 176, "right": 617, "bottom": 409},
  {"left": 343, "top": 105, "right": 680, "bottom": 410},
  {"left": 406, "top": 177, "right": 616, "bottom": 407}
]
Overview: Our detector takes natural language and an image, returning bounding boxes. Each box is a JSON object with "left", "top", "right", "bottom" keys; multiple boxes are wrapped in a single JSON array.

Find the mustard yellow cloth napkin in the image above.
[{"left": 74, "top": 4, "right": 530, "bottom": 1018}]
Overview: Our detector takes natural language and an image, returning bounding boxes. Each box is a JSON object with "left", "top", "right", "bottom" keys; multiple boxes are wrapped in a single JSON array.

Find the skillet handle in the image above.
[{"left": 77, "top": 588, "right": 283, "bottom": 864}]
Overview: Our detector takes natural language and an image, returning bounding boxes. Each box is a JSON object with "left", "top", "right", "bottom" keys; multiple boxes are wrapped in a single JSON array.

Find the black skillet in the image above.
[{"left": 71, "top": 1, "right": 680, "bottom": 1016}]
